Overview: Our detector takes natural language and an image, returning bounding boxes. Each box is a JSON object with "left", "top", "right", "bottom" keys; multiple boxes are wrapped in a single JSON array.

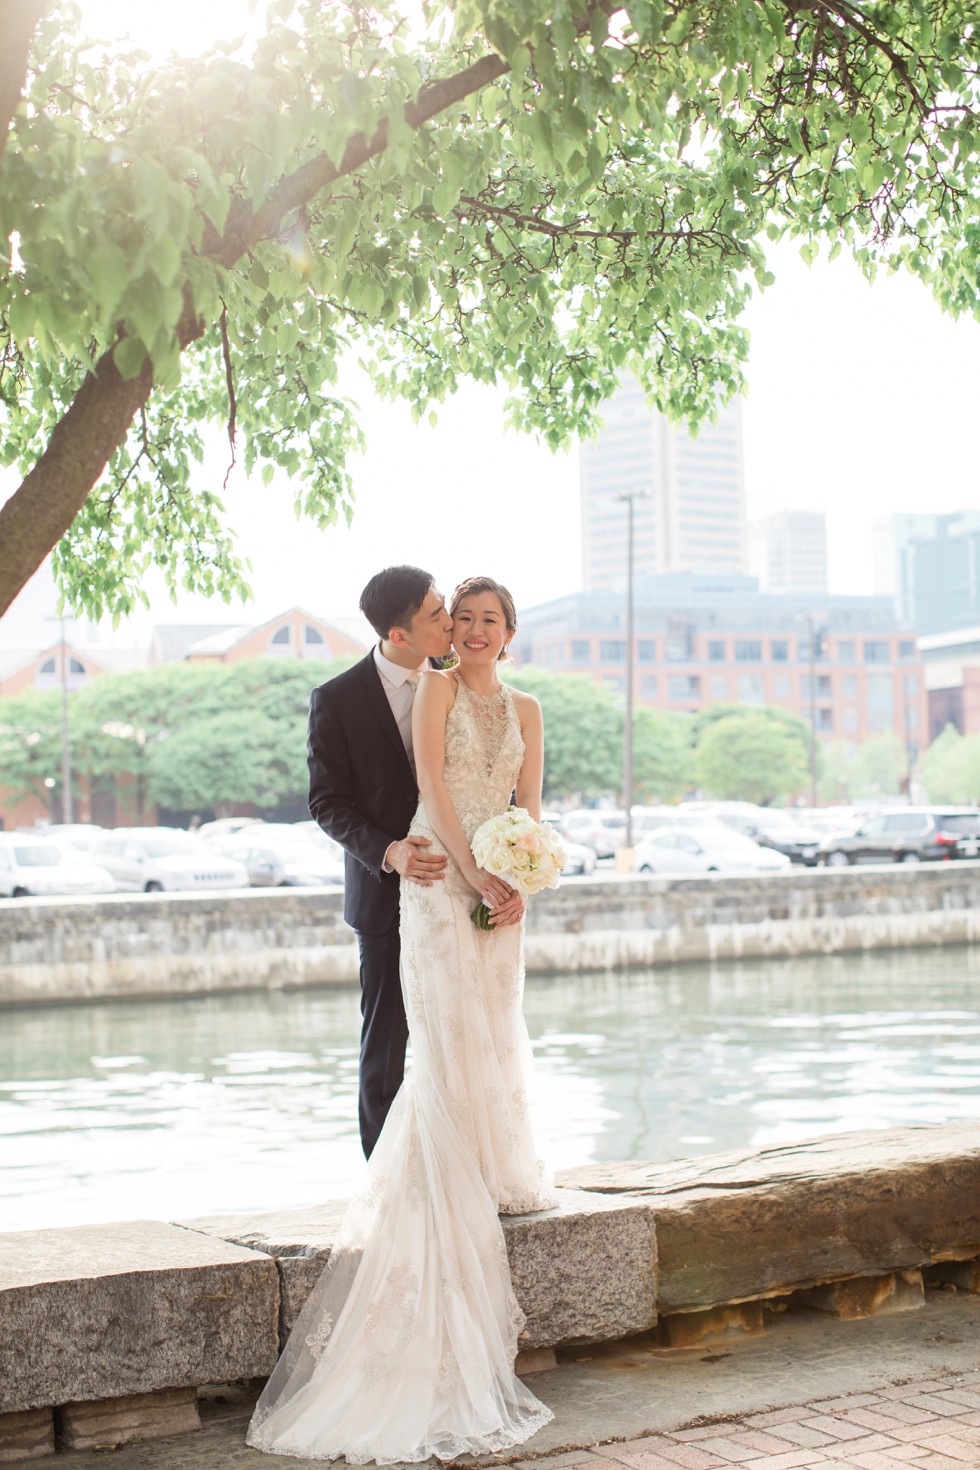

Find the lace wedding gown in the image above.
[{"left": 247, "top": 674, "right": 556, "bottom": 1464}]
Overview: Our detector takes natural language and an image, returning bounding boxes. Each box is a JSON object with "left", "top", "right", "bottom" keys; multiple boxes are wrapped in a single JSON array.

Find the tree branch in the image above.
[{"left": 0, "top": 0, "right": 45, "bottom": 172}]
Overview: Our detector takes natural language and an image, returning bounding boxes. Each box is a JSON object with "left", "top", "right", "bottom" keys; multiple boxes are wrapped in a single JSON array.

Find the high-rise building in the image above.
[
  {"left": 580, "top": 377, "right": 746, "bottom": 591},
  {"left": 750, "top": 510, "right": 828, "bottom": 595},
  {"left": 874, "top": 512, "right": 980, "bottom": 632}
]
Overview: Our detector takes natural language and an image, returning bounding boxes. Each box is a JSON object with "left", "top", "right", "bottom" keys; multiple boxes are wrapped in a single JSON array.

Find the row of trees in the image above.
[
  {"left": 0, "top": 657, "right": 353, "bottom": 821},
  {"left": 2, "top": 662, "right": 832, "bottom": 820}
]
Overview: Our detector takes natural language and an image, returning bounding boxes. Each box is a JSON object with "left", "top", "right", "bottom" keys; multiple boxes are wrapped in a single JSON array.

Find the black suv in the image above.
[{"left": 819, "top": 808, "right": 980, "bottom": 866}]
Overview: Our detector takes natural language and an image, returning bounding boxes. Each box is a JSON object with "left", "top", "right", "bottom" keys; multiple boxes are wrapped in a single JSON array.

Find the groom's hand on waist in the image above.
[{"left": 384, "top": 835, "right": 448, "bottom": 886}]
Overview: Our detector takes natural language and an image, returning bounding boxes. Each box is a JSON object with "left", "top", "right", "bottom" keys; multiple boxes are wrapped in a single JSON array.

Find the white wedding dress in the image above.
[{"left": 247, "top": 674, "right": 556, "bottom": 1463}]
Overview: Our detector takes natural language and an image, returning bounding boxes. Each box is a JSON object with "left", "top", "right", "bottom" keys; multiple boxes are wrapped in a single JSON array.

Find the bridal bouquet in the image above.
[{"left": 469, "top": 807, "right": 566, "bottom": 930}]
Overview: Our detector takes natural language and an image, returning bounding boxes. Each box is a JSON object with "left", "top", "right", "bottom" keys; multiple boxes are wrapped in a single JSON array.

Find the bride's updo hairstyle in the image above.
[{"left": 450, "top": 576, "right": 517, "bottom": 661}]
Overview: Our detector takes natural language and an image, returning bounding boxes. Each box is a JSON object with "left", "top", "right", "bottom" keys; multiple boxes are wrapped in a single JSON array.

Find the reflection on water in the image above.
[{"left": 2, "top": 945, "right": 979, "bottom": 1232}]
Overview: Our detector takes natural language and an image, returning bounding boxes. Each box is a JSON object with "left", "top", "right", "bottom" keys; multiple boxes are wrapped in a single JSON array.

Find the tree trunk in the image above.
[{"left": 0, "top": 0, "right": 44, "bottom": 171}]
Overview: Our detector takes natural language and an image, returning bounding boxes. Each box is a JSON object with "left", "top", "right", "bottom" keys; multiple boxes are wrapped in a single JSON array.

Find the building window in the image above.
[
  {"left": 818, "top": 674, "right": 832, "bottom": 696},
  {"left": 867, "top": 672, "right": 893, "bottom": 708},
  {"left": 737, "top": 673, "right": 765, "bottom": 704},
  {"left": 304, "top": 625, "right": 325, "bottom": 645},
  {"left": 668, "top": 674, "right": 701, "bottom": 700},
  {"left": 899, "top": 640, "right": 916, "bottom": 660},
  {"left": 711, "top": 674, "right": 728, "bottom": 699},
  {"left": 842, "top": 706, "right": 859, "bottom": 732},
  {"left": 707, "top": 640, "right": 726, "bottom": 662},
  {"left": 903, "top": 673, "right": 918, "bottom": 699},
  {"left": 842, "top": 673, "right": 859, "bottom": 698},
  {"left": 771, "top": 640, "right": 789, "bottom": 662},
  {"left": 641, "top": 675, "right": 658, "bottom": 699},
  {"left": 818, "top": 708, "right": 834, "bottom": 732},
  {"left": 69, "top": 657, "right": 86, "bottom": 675},
  {"left": 906, "top": 706, "right": 920, "bottom": 730},
  {"left": 838, "top": 640, "right": 855, "bottom": 662},
  {"left": 735, "top": 640, "right": 762, "bottom": 662},
  {"left": 637, "top": 639, "right": 657, "bottom": 663},
  {"left": 864, "top": 640, "right": 890, "bottom": 662},
  {"left": 602, "top": 676, "right": 626, "bottom": 696},
  {"left": 270, "top": 625, "right": 291, "bottom": 645},
  {"left": 868, "top": 706, "right": 892, "bottom": 731},
  {"left": 665, "top": 622, "right": 694, "bottom": 661},
  {"left": 600, "top": 640, "right": 626, "bottom": 663},
  {"left": 39, "top": 657, "right": 56, "bottom": 674},
  {"left": 571, "top": 639, "right": 590, "bottom": 662},
  {"left": 772, "top": 673, "right": 792, "bottom": 700}
]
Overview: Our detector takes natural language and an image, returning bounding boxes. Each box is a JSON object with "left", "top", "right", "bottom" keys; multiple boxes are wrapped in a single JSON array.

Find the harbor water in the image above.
[{"left": 2, "top": 944, "right": 979, "bottom": 1233}]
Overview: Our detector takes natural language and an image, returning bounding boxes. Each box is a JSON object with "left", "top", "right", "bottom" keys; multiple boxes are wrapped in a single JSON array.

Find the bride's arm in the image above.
[
  {"left": 512, "top": 691, "right": 544, "bottom": 821},
  {"left": 413, "top": 672, "right": 514, "bottom": 908}
]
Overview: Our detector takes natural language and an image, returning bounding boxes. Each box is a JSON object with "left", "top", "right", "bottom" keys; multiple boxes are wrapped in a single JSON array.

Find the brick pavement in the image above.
[{"left": 516, "top": 1377, "right": 980, "bottom": 1470}]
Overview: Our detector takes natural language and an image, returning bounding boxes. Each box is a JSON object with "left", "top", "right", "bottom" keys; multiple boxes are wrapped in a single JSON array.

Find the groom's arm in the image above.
[{"left": 307, "top": 685, "right": 397, "bottom": 881}]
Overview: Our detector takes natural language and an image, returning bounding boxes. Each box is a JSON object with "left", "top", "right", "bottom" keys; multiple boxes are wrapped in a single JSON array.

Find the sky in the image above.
[{"left": 7, "top": 0, "right": 980, "bottom": 641}]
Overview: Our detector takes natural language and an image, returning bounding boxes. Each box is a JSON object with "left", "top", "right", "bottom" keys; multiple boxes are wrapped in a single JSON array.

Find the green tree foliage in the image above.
[
  {"left": 146, "top": 709, "right": 287, "bottom": 815},
  {"left": 506, "top": 667, "right": 693, "bottom": 801},
  {"left": 0, "top": 689, "right": 64, "bottom": 812},
  {"left": 0, "top": 655, "right": 355, "bottom": 819},
  {"left": 920, "top": 724, "right": 980, "bottom": 804},
  {"left": 854, "top": 731, "right": 907, "bottom": 799},
  {"left": 695, "top": 709, "right": 809, "bottom": 805},
  {"left": 505, "top": 667, "right": 621, "bottom": 799},
  {"left": 2, "top": 0, "right": 979, "bottom": 616},
  {"left": 633, "top": 707, "right": 693, "bottom": 802}
]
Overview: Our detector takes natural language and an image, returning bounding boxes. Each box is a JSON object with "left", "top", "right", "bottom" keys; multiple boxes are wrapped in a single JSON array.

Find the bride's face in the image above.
[{"left": 452, "top": 593, "right": 512, "bottom": 666}]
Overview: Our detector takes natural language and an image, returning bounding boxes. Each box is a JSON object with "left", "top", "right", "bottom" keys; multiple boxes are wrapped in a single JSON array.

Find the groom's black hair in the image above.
[{"left": 360, "top": 565, "right": 436, "bottom": 641}]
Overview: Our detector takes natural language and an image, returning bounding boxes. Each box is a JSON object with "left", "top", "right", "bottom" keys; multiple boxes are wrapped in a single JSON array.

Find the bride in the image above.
[{"left": 247, "top": 575, "right": 557, "bottom": 1463}]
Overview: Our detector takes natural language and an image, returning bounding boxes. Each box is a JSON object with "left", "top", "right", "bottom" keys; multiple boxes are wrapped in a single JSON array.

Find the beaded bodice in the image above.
[{"left": 411, "top": 673, "right": 524, "bottom": 846}]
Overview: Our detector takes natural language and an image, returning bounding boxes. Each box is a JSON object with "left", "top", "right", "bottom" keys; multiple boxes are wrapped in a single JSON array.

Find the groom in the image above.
[{"left": 308, "top": 564, "right": 521, "bottom": 1158}]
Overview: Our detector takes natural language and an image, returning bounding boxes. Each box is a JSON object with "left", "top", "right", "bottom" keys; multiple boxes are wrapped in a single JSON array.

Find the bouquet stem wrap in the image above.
[{"left": 469, "top": 807, "right": 566, "bottom": 929}]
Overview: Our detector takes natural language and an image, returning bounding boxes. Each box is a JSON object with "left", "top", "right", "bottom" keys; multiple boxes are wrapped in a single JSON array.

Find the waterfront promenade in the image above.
[{"left": 7, "top": 1292, "right": 979, "bottom": 1468}]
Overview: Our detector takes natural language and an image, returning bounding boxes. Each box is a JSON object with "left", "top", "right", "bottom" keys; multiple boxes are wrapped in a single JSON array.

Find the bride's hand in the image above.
[{"left": 465, "top": 864, "right": 515, "bottom": 913}]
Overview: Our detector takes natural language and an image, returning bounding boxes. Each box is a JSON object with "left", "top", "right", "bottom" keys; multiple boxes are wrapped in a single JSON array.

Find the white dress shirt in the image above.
[{"left": 373, "top": 643, "right": 425, "bottom": 773}]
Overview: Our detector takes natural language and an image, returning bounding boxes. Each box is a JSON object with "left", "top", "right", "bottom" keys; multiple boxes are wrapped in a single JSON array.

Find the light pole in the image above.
[
  {"left": 618, "top": 487, "right": 649, "bottom": 850},
  {"left": 58, "top": 615, "right": 73, "bottom": 824},
  {"left": 803, "top": 614, "right": 826, "bottom": 808}
]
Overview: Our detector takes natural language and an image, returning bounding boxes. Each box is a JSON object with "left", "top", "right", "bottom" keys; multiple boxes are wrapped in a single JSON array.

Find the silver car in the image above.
[{"left": 93, "top": 829, "right": 249, "bottom": 893}]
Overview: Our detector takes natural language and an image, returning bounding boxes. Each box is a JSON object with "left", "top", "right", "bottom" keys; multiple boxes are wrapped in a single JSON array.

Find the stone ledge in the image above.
[
  {"left": 181, "top": 1188, "right": 658, "bottom": 1351},
  {"left": 0, "top": 1220, "right": 280, "bottom": 1417},
  {"left": 558, "top": 1121, "right": 980, "bottom": 1314}
]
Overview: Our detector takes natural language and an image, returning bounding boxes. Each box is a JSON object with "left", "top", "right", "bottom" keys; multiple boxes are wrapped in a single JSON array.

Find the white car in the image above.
[
  {"left": 0, "top": 834, "right": 115, "bottom": 897},
  {"left": 633, "top": 824, "right": 792, "bottom": 875},
  {"left": 220, "top": 837, "right": 345, "bottom": 888},
  {"left": 92, "top": 828, "right": 249, "bottom": 893}
]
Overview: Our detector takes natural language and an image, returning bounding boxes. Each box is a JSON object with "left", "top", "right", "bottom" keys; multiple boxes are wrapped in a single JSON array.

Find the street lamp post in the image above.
[
  {"left": 58, "top": 616, "right": 73, "bottom": 825},
  {"left": 618, "top": 487, "right": 649, "bottom": 850}
]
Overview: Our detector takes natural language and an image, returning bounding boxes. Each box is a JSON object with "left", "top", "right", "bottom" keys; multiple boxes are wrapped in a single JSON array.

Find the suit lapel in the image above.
[{"left": 358, "top": 652, "right": 414, "bottom": 776}]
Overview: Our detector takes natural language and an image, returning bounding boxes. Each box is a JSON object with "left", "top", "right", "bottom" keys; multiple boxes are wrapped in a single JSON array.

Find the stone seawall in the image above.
[
  {"left": 1, "top": 1124, "right": 978, "bottom": 1459},
  {"left": 3, "top": 863, "right": 980, "bottom": 1006}
]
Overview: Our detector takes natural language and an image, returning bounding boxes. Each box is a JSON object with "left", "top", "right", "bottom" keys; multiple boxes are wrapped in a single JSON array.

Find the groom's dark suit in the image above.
[{"left": 307, "top": 651, "right": 420, "bottom": 1157}]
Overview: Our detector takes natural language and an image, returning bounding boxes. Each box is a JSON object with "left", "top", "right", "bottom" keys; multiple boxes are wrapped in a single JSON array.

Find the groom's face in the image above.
[{"left": 403, "top": 587, "right": 454, "bottom": 661}]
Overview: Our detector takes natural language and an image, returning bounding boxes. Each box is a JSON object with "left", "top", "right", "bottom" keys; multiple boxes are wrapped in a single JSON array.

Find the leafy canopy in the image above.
[{"left": 2, "top": 0, "right": 979, "bottom": 618}]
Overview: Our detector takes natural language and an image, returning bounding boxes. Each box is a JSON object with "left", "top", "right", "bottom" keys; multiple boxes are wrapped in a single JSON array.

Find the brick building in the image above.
[{"left": 515, "top": 574, "right": 926, "bottom": 750}]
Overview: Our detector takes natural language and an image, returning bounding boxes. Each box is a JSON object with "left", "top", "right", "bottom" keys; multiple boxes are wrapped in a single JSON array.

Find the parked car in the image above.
[
  {"left": 220, "top": 837, "right": 345, "bottom": 888},
  {"left": 92, "top": 828, "right": 249, "bottom": 892},
  {"left": 714, "top": 808, "right": 822, "bottom": 865},
  {"left": 29, "top": 822, "right": 106, "bottom": 852},
  {"left": 633, "top": 825, "right": 792, "bottom": 875},
  {"left": 0, "top": 834, "right": 115, "bottom": 897},
  {"left": 196, "top": 817, "right": 264, "bottom": 843},
  {"left": 560, "top": 839, "right": 597, "bottom": 876},
  {"left": 557, "top": 810, "right": 627, "bottom": 858},
  {"left": 818, "top": 808, "right": 980, "bottom": 866}
]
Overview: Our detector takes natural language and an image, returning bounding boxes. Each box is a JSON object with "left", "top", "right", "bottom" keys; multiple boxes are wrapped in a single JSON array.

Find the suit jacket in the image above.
[{"left": 307, "top": 651, "right": 420, "bottom": 937}]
